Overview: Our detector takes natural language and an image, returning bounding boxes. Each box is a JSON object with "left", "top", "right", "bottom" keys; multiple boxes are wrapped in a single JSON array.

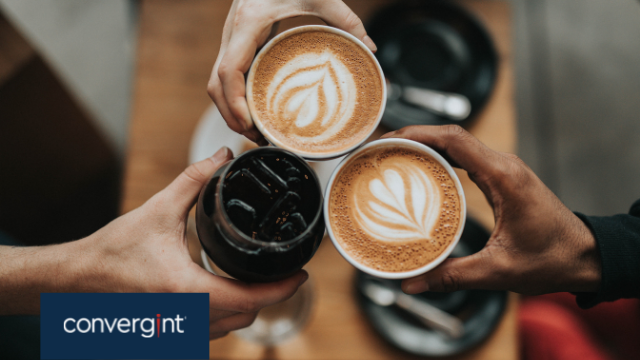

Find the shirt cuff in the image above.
[{"left": 573, "top": 211, "right": 640, "bottom": 308}]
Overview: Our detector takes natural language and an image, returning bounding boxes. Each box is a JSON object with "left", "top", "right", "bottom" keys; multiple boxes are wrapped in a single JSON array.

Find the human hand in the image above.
[
  {"left": 68, "top": 147, "right": 307, "bottom": 339},
  {"left": 207, "top": 0, "right": 377, "bottom": 144},
  {"left": 381, "top": 126, "right": 601, "bottom": 296}
]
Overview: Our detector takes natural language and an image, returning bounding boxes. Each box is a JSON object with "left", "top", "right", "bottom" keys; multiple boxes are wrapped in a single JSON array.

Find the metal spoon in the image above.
[
  {"left": 361, "top": 281, "right": 465, "bottom": 338},
  {"left": 386, "top": 79, "right": 472, "bottom": 121}
]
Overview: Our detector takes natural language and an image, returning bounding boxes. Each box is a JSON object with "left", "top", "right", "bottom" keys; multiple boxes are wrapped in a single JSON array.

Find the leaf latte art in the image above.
[
  {"left": 329, "top": 146, "right": 462, "bottom": 273},
  {"left": 249, "top": 30, "right": 383, "bottom": 156},
  {"left": 267, "top": 52, "right": 356, "bottom": 141},
  {"left": 355, "top": 167, "right": 441, "bottom": 243}
]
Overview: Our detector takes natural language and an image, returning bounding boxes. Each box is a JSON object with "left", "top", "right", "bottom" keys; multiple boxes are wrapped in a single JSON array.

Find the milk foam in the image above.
[
  {"left": 329, "top": 146, "right": 462, "bottom": 273},
  {"left": 266, "top": 52, "right": 357, "bottom": 143},
  {"left": 355, "top": 166, "right": 441, "bottom": 242}
]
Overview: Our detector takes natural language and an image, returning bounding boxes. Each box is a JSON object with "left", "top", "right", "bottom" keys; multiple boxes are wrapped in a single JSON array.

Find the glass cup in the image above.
[
  {"left": 196, "top": 147, "right": 325, "bottom": 283},
  {"left": 195, "top": 147, "right": 324, "bottom": 345},
  {"left": 323, "top": 138, "right": 467, "bottom": 279},
  {"left": 199, "top": 251, "right": 314, "bottom": 345}
]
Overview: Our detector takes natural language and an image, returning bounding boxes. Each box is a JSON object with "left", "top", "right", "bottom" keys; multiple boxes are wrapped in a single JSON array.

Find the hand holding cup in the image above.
[
  {"left": 207, "top": 0, "right": 377, "bottom": 145},
  {"left": 381, "top": 125, "right": 601, "bottom": 296}
]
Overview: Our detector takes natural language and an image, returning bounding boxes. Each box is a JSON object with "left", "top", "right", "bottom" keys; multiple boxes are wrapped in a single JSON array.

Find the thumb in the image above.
[
  {"left": 160, "top": 147, "right": 234, "bottom": 216},
  {"left": 401, "top": 251, "right": 495, "bottom": 293}
]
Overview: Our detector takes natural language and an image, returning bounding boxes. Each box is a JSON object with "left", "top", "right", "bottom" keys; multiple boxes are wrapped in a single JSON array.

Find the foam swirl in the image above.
[
  {"left": 354, "top": 166, "right": 442, "bottom": 243},
  {"left": 265, "top": 52, "right": 357, "bottom": 142}
]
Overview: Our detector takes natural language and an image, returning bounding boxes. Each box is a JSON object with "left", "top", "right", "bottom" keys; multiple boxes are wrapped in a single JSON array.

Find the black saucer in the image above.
[
  {"left": 366, "top": 1, "right": 497, "bottom": 129},
  {"left": 355, "top": 218, "right": 507, "bottom": 357}
]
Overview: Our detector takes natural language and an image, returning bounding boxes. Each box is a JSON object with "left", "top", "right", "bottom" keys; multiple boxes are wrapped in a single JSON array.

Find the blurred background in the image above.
[
  {"left": 1, "top": 0, "right": 638, "bottom": 247},
  {"left": 0, "top": 0, "right": 639, "bottom": 359}
]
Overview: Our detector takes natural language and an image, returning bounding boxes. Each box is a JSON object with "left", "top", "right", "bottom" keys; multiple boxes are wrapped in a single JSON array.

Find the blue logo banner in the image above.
[{"left": 41, "top": 293, "right": 209, "bottom": 359}]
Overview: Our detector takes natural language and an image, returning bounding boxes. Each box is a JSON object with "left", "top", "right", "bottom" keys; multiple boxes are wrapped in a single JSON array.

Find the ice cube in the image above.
[
  {"left": 279, "top": 222, "right": 297, "bottom": 240},
  {"left": 250, "top": 158, "right": 288, "bottom": 190},
  {"left": 225, "top": 199, "right": 256, "bottom": 231},
  {"left": 228, "top": 168, "right": 271, "bottom": 194},
  {"left": 258, "top": 191, "right": 301, "bottom": 240},
  {"left": 287, "top": 212, "right": 307, "bottom": 229},
  {"left": 286, "top": 177, "right": 301, "bottom": 192},
  {"left": 278, "top": 213, "right": 307, "bottom": 241},
  {"left": 281, "top": 158, "right": 301, "bottom": 177}
]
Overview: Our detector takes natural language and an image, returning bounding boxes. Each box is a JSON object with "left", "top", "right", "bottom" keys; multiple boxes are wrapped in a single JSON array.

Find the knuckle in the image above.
[
  {"left": 487, "top": 252, "right": 509, "bottom": 279},
  {"left": 503, "top": 153, "right": 530, "bottom": 174},
  {"left": 206, "top": 81, "right": 219, "bottom": 100},
  {"left": 395, "top": 125, "right": 421, "bottom": 139},
  {"left": 394, "top": 127, "right": 410, "bottom": 137},
  {"left": 439, "top": 271, "right": 461, "bottom": 292},
  {"left": 443, "top": 124, "right": 467, "bottom": 139},
  {"left": 239, "top": 297, "right": 260, "bottom": 313},
  {"left": 183, "top": 162, "right": 209, "bottom": 185},
  {"left": 235, "top": 3, "right": 268, "bottom": 27},
  {"left": 296, "top": 0, "right": 310, "bottom": 13},
  {"left": 217, "top": 61, "right": 230, "bottom": 80},
  {"left": 227, "top": 120, "right": 245, "bottom": 134},
  {"left": 343, "top": 12, "right": 364, "bottom": 31},
  {"left": 238, "top": 313, "right": 258, "bottom": 329},
  {"left": 399, "top": 125, "right": 417, "bottom": 134},
  {"left": 234, "top": 6, "right": 250, "bottom": 25},
  {"left": 494, "top": 154, "right": 532, "bottom": 194},
  {"left": 504, "top": 152, "right": 523, "bottom": 164}
]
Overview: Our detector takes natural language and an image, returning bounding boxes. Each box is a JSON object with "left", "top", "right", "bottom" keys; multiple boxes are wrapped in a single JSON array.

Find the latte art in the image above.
[
  {"left": 267, "top": 52, "right": 356, "bottom": 141},
  {"left": 355, "top": 167, "right": 441, "bottom": 243},
  {"left": 248, "top": 29, "right": 383, "bottom": 157},
  {"left": 329, "top": 145, "right": 462, "bottom": 273}
]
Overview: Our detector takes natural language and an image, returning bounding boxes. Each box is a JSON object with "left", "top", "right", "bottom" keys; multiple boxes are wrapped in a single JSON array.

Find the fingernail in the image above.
[
  {"left": 381, "top": 131, "right": 397, "bottom": 139},
  {"left": 211, "top": 146, "right": 230, "bottom": 164},
  {"left": 363, "top": 35, "right": 377, "bottom": 53},
  {"left": 298, "top": 272, "right": 309, "bottom": 287},
  {"left": 403, "top": 280, "right": 428, "bottom": 294}
]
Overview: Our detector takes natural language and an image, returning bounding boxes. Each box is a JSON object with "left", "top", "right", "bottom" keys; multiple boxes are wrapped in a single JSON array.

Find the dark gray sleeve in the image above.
[{"left": 573, "top": 199, "right": 640, "bottom": 308}]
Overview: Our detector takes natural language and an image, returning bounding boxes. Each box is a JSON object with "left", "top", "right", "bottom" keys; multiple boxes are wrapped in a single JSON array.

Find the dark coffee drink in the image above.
[
  {"left": 328, "top": 142, "right": 463, "bottom": 273},
  {"left": 196, "top": 148, "right": 324, "bottom": 282}
]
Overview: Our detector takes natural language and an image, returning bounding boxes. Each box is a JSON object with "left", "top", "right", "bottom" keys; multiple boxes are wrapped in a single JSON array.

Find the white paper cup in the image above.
[
  {"left": 246, "top": 25, "right": 386, "bottom": 161},
  {"left": 323, "top": 138, "right": 467, "bottom": 279}
]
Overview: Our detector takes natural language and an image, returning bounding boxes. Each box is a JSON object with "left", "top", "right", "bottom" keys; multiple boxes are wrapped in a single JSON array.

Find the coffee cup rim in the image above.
[
  {"left": 323, "top": 138, "right": 467, "bottom": 279},
  {"left": 246, "top": 25, "right": 387, "bottom": 161}
]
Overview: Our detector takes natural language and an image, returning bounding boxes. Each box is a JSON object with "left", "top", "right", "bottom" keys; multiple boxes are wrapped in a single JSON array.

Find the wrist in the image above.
[
  {"left": 567, "top": 214, "right": 601, "bottom": 293},
  {"left": 0, "top": 240, "right": 88, "bottom": 314}
]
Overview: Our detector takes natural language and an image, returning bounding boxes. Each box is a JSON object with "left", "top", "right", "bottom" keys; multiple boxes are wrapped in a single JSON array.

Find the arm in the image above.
[
  {"left": 207, "top": 0, "right": 377, "bottom": 144},
  {"left": 0, "top": 147, "right": 308, "bottom": 339},
  {"left": 0, "top": 242, "right": 88, "bottom": 314},
  {"left": 382, "top": 126, "right": 603, "bottom": 297}
]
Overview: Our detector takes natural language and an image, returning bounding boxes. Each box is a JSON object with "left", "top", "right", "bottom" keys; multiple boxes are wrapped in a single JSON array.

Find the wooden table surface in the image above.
[{"left": 122, "top": 1, "right": 518, "bottom": 359}]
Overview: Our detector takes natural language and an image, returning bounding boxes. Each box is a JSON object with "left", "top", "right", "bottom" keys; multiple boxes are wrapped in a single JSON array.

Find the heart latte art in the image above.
[
  {"left": 249, "top": 30, "right": 383, "bottom": 156},
  {"left": 355, "top": 166, "right": 441, "bottom": 243},
  {"left": 329, "top": 146, "right": 462, "bottom": 272}
]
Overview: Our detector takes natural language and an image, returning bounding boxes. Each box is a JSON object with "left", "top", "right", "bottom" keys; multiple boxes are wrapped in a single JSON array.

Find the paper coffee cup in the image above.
[
  {"left": 246, "top": 25, "right": 387, "bottom": 161},
  {"left": 323, "top": 138, "right": 467, "bottom": 279}
]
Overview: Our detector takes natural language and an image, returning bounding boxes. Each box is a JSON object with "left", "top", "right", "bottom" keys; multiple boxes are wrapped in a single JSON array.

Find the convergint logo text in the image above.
[
  {"left": 41, "top": 293, "right": 209, "bottom": 359},
  {"left": 63, "top": 314, "right": 186, "bottom": 338}
]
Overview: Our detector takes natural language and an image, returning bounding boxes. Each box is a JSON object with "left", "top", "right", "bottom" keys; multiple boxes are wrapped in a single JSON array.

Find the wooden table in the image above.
[{"left": 122, "top": 1, "right": 518, "bottom": 359}]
